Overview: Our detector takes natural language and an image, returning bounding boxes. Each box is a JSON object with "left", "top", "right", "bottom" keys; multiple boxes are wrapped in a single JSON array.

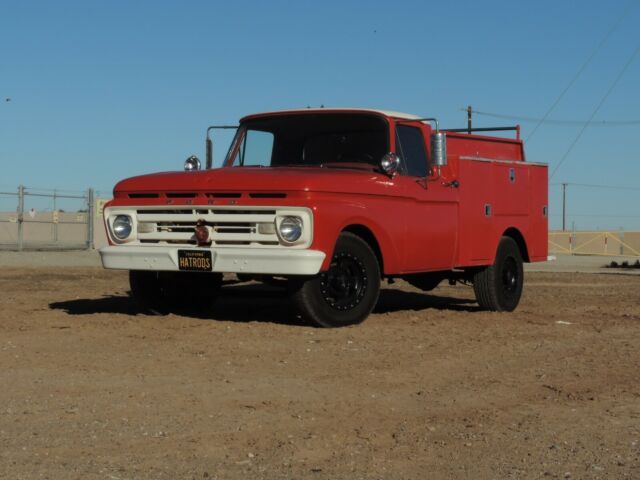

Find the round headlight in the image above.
[
  {"left": 112, "top": 215, "right": 133, "bottom": 240},
  {"left": 278, "top": 216, "right": 303, "bottom": 243}
]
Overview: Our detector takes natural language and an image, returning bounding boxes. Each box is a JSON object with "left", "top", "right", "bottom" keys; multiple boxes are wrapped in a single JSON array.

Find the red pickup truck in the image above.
[{"left": 100, "top": 108, "right": 548, "bottom": 327}]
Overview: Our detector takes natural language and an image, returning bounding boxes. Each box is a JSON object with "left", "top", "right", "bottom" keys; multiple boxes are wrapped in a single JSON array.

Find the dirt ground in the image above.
[{"left": 1, "top": 267, "right": 639, "bottom": 480}]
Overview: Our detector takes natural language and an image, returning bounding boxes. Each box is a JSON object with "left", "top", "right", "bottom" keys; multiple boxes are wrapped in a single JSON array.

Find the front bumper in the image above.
[{"left": 100, "top": 245, "right": 326, "bottom": 275}]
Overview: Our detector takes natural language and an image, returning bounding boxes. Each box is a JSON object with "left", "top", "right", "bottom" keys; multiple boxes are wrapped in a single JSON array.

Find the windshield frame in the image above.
[{"left": 222, "top": 112, "right": 391, "bottom": 169}]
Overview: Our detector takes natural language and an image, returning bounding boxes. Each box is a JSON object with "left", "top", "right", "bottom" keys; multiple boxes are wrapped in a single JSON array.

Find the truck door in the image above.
[{"left": 394, "top": 121, "right": 459, "bottom": 272}]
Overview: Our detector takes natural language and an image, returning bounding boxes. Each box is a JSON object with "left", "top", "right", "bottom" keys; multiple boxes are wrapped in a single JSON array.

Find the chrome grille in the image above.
[{"left": 134, "top": 207, "right": 279, "bottom": 247}]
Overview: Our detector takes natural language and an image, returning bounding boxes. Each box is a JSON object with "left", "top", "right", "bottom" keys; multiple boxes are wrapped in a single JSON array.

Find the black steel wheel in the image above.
[
  {"left": 290, "top": 232, "right": 380, "bottom": 327},
  {"left": 129, "top": 270, "right": 222, "bottom": 315},
  {"left": 473, "top": 236, "right": 524, "bottom": 311}
]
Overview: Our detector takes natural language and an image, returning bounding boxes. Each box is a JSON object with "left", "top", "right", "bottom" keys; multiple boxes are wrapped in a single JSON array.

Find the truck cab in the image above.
[{"left": 100, "top": 108, "right": 548, "bottom": 327}]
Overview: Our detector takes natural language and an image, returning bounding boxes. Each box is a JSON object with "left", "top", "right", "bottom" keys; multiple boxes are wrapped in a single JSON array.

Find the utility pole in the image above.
[
  {"left": 17, "top": 185, "right": 24, "bottom": 251},
  {"left": 562, "top": 183, "right": 567, "bottom": 231}
]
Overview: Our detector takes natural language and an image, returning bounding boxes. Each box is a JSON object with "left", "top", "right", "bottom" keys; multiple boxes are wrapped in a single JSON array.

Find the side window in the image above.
[
  {"left": 395, "top": 125, "right": 428, "bottom": 177},
  {"left": 240, "top": 130, "right": 274, "bottom": 166}
]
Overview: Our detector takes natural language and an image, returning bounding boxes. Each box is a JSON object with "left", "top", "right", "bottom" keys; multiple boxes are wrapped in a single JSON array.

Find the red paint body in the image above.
[{"left": 105, "top": 109, "right": 548, "bottom": 275}]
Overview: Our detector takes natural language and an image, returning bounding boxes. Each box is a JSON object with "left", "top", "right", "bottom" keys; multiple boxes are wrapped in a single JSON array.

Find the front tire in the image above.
[
  {"left": 473, "top": 236, "right": 523, "bottom": 312},
  {"left": 129, "top": 271, "right": 222, "bottom": 315},
  {"left": 290, "top": 233, "right": 380, "bottom": 327}
]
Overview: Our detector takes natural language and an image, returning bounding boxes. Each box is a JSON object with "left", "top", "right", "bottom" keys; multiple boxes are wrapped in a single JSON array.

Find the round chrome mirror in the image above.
[
  {"left": 184, "top": 155, "right": 201, "bottom": 171},
  {"left": 380, "top": 152, "right": 400, "bottom": 176}
]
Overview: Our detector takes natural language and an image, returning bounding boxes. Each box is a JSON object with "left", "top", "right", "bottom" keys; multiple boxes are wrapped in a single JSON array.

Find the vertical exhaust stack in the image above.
[
  {"left": 431, "top": 131, "right": 447, "bottom": 168},
  {"left": 419, "top": 117, "right": 447, "bottom": 170}
]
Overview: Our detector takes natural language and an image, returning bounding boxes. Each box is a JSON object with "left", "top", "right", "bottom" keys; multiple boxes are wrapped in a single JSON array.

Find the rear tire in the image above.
[
  {"left": 129, "top": 270, "right": 222, "bottom": 315},
  {"left": 290, "top": 232, "right": 380, "bottom": 327},
  {"left": 473, "top": 236, "right": 523, "bottom": 312}
]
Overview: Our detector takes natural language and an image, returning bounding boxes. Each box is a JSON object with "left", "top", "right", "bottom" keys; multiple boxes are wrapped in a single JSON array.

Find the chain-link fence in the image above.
[
  {"left": 549, "top": 230, "right": 640, "bottom": 257},
  {"left": 0, "top": 185, "right": 95, "bottom": 251}
]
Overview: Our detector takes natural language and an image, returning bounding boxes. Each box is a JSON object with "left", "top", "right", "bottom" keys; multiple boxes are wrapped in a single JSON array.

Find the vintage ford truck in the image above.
[{"left": 100, "top": 108, "right": 548, "bottom": 327}]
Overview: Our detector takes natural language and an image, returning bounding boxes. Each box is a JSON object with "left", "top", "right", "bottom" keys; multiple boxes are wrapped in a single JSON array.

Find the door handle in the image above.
[{"left": 442, "top": 180, "right": 459, "bottom": 188}]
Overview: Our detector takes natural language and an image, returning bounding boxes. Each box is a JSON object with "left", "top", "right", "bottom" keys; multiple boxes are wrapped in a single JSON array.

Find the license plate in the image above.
[{"left": 177, "top": 250, "right": 213, "bottom": 272}]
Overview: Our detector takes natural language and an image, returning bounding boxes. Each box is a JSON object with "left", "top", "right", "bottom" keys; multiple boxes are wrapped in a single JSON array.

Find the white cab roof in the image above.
[{"left": 241, "top": 108, "right": 422, "bottom": 122}]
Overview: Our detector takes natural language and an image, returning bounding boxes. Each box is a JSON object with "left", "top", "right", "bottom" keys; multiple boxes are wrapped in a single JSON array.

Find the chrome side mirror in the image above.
[
  {"left": 380, "top": 152, "right": 401, "bottom": 177},
  {"left": 431, "top": 132, "right": 447, "bottom": 167},
  {"left": 184, "top": 155, "right": 201, "bottom": 171}
]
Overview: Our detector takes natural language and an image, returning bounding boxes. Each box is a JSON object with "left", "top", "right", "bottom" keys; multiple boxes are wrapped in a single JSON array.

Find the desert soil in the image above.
[{"left": 0, "top": 268, "right": 639, "bottom": 479}]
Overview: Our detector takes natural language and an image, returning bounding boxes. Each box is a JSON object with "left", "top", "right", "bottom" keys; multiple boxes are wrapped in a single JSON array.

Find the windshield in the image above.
[{"left": 225, "top": 113, "right": 389, "bottom": 169}]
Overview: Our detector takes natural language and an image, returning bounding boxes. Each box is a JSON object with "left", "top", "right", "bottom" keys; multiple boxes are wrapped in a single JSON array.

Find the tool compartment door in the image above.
[
  {"left": 492, "top": 162, "right": 529, "bottom": 216},
  {"left": 456, "top": 158, "right": 494, "bottom": 263}
]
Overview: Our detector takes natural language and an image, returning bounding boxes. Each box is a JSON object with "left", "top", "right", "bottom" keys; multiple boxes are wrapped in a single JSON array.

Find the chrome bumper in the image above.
[{"left": 100, "top": 245, "right": 326, "bottom": 275}]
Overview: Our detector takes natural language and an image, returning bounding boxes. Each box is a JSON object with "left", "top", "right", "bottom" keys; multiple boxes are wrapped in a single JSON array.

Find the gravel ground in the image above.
[{"left": 0, "top": 262, "right": 639, "bottom": 479}]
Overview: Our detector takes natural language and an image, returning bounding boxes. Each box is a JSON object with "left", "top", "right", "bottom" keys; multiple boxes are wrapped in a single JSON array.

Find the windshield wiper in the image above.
[
  {"left": 275, "top": 163, "right": 374, "bottom": 170},
  {"left": 274, "top": 164, "right": 320, "bottom": 168},
  {"left": 318, "top": 162, "right": 376, "bottom": 171}
]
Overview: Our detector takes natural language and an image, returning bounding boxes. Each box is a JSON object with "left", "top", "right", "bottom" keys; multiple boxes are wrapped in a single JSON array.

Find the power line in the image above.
[
  {"left": 526, "top": 0, "right": 637, "bottom": 142},
  {"left": 560, "top": 213, "right": 640, "bottom": 218},
  {"left": 554, "top": 181, "right": 640, "bottom": 230},
  {"left": 468, "top": 109, "right": 640, "bottom": 126},
  {"left": 549, "top": 45, "right": 640, "bottom": 180},
  {"left": 550, "top": 182, "right": 640, "bottom": 191}
]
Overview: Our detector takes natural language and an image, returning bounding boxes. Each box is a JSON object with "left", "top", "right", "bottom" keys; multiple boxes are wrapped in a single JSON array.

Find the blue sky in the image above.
[{"left": 1, "top": 0, "right": 639, "bottom": 230}]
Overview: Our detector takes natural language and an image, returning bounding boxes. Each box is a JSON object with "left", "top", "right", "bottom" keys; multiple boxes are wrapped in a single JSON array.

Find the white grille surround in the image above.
[{"left": 105, "top": 205, "right": 313, "bottom": 248}]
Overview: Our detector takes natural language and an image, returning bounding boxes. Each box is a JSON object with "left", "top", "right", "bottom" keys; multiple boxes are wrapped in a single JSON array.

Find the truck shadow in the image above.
[
  {"left": 375, "top": 288, "right": 479, "bottom": 314},
  {"left": 49, "top": 282, "right": 480, "bottom": 325}
]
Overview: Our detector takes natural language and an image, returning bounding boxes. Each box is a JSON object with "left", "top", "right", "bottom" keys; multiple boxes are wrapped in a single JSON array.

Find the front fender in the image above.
[{"left": 309, "top": 196, "right": 405, "bottom": 274}]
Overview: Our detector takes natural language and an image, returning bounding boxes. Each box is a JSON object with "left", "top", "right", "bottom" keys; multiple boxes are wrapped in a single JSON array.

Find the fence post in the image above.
[
  {"left": 17, "top": 185, "right": 24, "bottom": 251},
  {"left": 620, "top": 227, "right": 624, "bottom": 256},
  {"left": 87, "top": 188, "right": 94, "bottom": 250},
  {"left": 53, "top": 188, "right": 58, "bottom": 243}
]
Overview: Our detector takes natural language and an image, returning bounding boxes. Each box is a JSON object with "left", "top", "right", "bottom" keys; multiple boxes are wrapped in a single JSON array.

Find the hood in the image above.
[{"left": 114, "top": 166, "right": 396, "bottom": 196}]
